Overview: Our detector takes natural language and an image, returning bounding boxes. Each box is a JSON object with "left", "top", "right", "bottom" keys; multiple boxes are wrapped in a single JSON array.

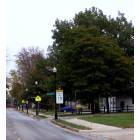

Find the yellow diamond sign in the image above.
[
  {"left": 35, "top": 95, "right": 41, "bottom": 102},
  {"left": 22, "top": 99, "right": 25, "bottom": 104}
]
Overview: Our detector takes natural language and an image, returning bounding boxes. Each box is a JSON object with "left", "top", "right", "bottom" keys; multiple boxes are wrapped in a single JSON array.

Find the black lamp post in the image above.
[
  {"left": 35, "top": 81, "right": 38, "bottom": 116},
  {"left": 53, "top": 67, "right": 58, "bottom": 120},
  {"left": 25, "top": 88, "right": 29, "bottom": 114},
  {"left": 22, "top": 102, "right": 23, "bottom": 112}
]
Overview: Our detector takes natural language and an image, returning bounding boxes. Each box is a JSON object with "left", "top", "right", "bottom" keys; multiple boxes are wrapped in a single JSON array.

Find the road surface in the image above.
[{"left": 6, "top": 108, "right": 91, "bottom": 140}]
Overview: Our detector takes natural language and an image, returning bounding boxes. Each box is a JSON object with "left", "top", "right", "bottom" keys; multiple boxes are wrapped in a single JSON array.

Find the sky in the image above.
[{"left": 7, "top": 0, "right": 134, "bottom": 75}]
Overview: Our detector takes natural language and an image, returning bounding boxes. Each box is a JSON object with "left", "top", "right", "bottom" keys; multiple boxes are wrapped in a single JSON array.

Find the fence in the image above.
[{"left": 100, "top": 105, "right": 134, "bottom": 113}]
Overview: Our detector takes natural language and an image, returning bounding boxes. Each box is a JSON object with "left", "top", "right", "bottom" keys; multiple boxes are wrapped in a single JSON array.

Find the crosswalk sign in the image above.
[
  {"left": 22, "top": 99, "right": 25, "bottom": 104},
  {"left": 35, "top": 95, "right": 41, "bottom": 102}
]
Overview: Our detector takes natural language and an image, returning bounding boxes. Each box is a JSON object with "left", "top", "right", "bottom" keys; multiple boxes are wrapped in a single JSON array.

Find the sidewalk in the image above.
[
  {"left": 28, "top": 109, "right": 54, "bottom": 119},
  {"left": 19, "top": 110, "right": 134, "bottom": 140},
  {"left": 61, "top": 118, "right": 134, "bottom": 140}
]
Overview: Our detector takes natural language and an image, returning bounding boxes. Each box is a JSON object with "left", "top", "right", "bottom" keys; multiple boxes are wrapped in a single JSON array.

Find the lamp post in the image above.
[
  {"left": 35, "top": 81, "right": 38, "bottom": 116},
  {"left": 22, "top": 101, "right": 24, "bottom": 112},
  {"left": 25, "top": 88, "right": 29, "bottom": 114},
  {"left": 75, "top": 90, "right": 77, "bottom": 109},
  {"left": 53, "top": 67, "right": 58, "bottom": 120}
]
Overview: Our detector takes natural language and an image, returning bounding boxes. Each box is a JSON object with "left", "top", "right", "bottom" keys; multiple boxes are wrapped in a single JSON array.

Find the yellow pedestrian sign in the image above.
[
  {"left": 22, "top": 99, "right": 25, "bottom": 104},
  {"left": 35, "top": 95, "right": 41, "bottom": 102}
]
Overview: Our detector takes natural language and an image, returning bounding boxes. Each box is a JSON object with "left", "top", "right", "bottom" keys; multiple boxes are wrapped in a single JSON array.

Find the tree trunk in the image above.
[
  {"left": 106, "top": 96, "right": 109, "bottom": 114},
  {"left": 63, "top": 100, "right": 65, "bottom": 107},
  {"left": 91, "top": 97, "right": 95, "bottom": 114},
  {"left": 95, "top": 102, "right": 100, "bottom": 113},
  {"left": 88, "top": 103, "right": 91, "bottom": 110}
]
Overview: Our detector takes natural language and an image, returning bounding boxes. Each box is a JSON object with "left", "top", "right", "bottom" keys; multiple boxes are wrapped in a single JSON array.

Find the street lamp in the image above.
[
  {"left": 53, "top": 67, "right": 57, "bottom": 73},
  {"left": 35, "top": 81, "right": 38, "bottom": 116},
  {"left": 35, "top": 81, "right": 38, "bottom": 85},
  {"left": 53, "top": 67, "right": 58, "bottom": 120},
  {"left": 26, "top": 88, "right": 28, "bottom": 92}
]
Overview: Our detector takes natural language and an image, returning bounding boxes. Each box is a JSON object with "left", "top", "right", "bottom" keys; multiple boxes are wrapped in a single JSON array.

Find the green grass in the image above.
[
  {"left": 34, "top": 115, "right": 47, "bottom": 119},
  {"left": 56, "top": 119, "right": 91, "bottom": 130},
  {"left": 30, "top": 109, "right": 80, "bottom": 116},
  {"left": 38, "top": 114, "right": 48, "bottom": 118},
  {"left": 30, "top": 109, "right": 54, "bottom": 115},
  {"left": 38, "top": 110, "right": 76, "bottom": 116},
  {"left": 79, "top": 113, "right": 134, "bottom": 128},
  {"left": 39, "top": 110, "right": 54, "bottom": 115}
]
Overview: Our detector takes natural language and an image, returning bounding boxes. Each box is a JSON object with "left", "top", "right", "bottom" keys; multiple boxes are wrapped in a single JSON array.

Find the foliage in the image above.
[
  {"left": 9, "top": 70, "right": 23, "bottom": 100},
  {"left": 10, "top": 47, "right": 53, "bottom": 105},
  {"left": 74, "top": 7, "right": 134, "bottom": 57},
  {"left": 49, "top": 7, "right": 134, "bottom": 103}
]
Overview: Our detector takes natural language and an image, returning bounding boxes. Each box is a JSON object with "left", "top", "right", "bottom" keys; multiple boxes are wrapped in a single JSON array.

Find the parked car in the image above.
[{"left": 59, "top": 106, "right": 75, "bottom": 113}]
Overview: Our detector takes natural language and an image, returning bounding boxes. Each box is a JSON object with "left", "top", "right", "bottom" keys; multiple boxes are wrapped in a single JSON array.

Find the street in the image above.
[{"left": 6, "top": 108, "right": 90, "bottom": 140}]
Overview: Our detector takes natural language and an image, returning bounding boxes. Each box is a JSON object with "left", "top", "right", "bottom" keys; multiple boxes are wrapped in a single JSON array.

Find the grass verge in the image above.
[
  {"left": 53, "top": 119, "right": 91, "bottom": 131},
  {"left": 38, "top": 114, "right": 48, "bottom": 119},
  {"left": 79, "top": 113, "right": 134, "bottom": 128}
]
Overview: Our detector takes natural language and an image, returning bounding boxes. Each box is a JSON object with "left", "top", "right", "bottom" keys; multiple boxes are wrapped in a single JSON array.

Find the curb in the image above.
[
  {"left": 18, "top": 110, "right": 49, "bottom": 120},
  {"left": 18, "top": 110, "right": 78, "bottom": 132},
  {"left": 51, "top": 120, "right": 94, "bottom": 140},
  {"left": 51, "top": 120, "right": 79, "bottom": 132},
  {"left": 18, "top": 110, "right": 37, "bottom": 118}
]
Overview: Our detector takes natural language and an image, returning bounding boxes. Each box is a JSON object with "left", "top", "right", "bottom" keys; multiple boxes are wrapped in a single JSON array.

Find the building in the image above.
[{"left": 99, "top": 95, "right": 134, "bottom": 112}]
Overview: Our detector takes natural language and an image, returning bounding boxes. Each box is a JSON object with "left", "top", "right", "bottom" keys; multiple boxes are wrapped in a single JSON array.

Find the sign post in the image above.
[
  {"left": 35, "top": 95, "right": 41, "bottom": 116},
  {"left": 26, "top": 100, "right": 29, "bottom": 114}
]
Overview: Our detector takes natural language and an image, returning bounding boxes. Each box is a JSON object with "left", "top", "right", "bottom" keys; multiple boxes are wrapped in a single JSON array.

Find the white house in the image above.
[{"left": 99, "top": 95, "right": 134, "bottom": 112}]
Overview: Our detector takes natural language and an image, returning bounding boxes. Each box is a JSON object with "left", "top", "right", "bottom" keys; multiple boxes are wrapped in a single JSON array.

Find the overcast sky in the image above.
[{"left": 7, "top": 0, "right": 134, "bottom": 75}]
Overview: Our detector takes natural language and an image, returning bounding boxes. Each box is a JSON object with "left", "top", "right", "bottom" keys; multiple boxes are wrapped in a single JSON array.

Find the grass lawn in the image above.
[
  {"left": 38, "top": 109, "right": 76, "bottom": 116},
  {"left": 79, "top": 113, "right": 134, "bottom": 128},
  {"left": 30, "top": 109, "right": 54, "bottom": 115},
  {"left": 55, "top": 119, "right": 91, "bottom": 130},
  {"left": 38, "top": 114, "right": 48, "bottom": 118},
  {"left": 39, "top": 109, "right": 54, "bottom": 115}
]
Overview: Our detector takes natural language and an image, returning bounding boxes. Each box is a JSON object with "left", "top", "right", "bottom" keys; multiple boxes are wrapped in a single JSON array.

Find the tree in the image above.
[
  {"left": 74, "top": 7, "right": 134, "bottom": 57},
  {"left": 49, "top": 7, "right": 134, "bottom": 113},
  {"left": 9, "top": 47, "right": 58, "bottom": 109},
  {"left": 9, "top": 70, "right": 23, "bottom": 101}
]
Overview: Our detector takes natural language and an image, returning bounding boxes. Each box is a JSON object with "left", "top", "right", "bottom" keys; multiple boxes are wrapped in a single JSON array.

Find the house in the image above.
[{"left": 99, "top": 95, "right": 134, "bottom": 112}]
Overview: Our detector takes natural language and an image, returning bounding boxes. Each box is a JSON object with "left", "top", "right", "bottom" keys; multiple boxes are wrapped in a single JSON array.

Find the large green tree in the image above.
[
  {"left": 74, "top": 7, "right": 134, "bottom": 57},
  {"left": 49, "top": 7, "right": 134, "bottom": 113}
]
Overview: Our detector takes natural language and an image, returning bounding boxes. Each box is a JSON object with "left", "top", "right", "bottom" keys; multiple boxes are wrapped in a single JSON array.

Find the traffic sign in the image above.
[
  {"left": 22, "top": 99, "right": 25, "bottom": 104},
  {"left": 35, "top": 95, "right": 42, "bottom": 102},
  {"left": 56, "top": 90, "right": 63, "bottom": 104},
  {"left": 47, "top": 92, "right": 55, "bottom": 96}
]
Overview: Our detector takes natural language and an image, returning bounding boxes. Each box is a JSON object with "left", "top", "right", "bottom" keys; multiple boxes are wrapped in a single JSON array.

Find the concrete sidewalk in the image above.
[
  {"left": 61, "top": 118, "right": 134, "bottom": 140},
  {"left": 19, "top": 110, "right": 134, "bottom": 140},
  {"left": 28, "top": 110, "right": 54, "bottom": 119},
  {"left": 63, "top": 118, "right": 122, "bottom": 131},
  {"left": 19, "top": 109, "right": 53, "bottom": 119}
]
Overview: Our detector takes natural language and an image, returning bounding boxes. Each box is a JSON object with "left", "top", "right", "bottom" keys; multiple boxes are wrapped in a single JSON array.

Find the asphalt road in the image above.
[{"left": 6, "top": 108, "right": 90, "bottom": 140}]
